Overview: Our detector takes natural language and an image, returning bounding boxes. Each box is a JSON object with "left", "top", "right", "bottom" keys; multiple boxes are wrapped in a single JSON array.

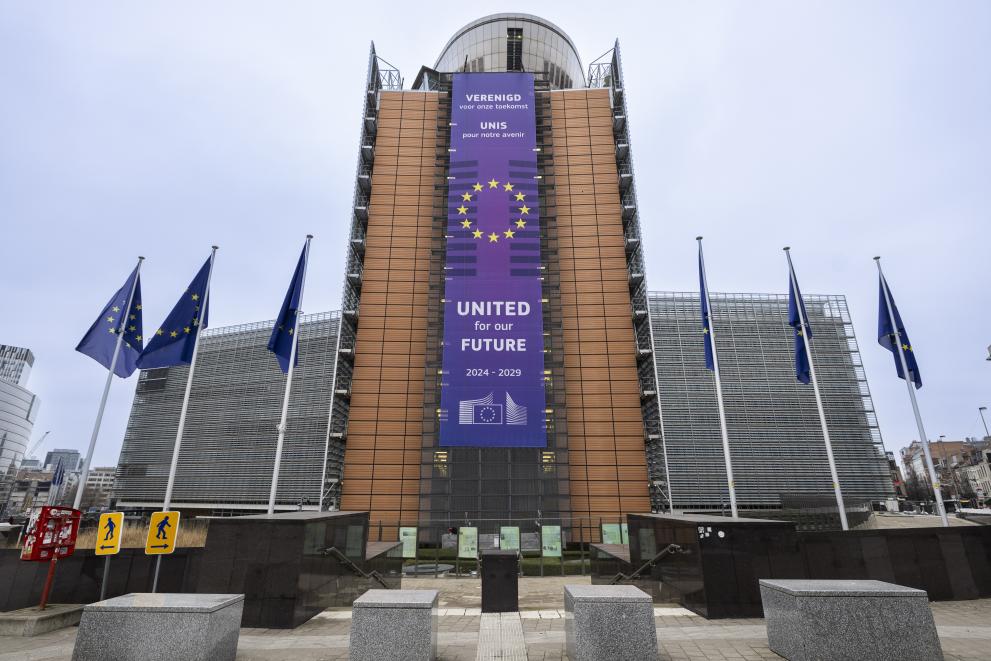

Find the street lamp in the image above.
[{"left": 979, "top": 407, "right": 990, "bottom": 440}]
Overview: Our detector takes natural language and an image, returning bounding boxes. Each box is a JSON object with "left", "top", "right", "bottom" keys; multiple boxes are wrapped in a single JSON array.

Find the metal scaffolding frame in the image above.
[{"left": 588, "top": 42, "right": 672, "bottom": 512}]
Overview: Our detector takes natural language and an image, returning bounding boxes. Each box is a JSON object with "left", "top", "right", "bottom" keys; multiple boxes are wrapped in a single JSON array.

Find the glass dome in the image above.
[{"left": 434, "top": 13, "right": 585, "bottom": 89}]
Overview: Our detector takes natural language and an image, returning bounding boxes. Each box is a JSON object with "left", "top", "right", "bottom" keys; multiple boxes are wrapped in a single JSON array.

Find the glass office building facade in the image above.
[
  {"left": 114, "top": 312, "right": 341, "bottom": 513},
  {"left": 647, "top": 292, "right": 893, "bottom": 511},
  {"left": 114, "top": 14, "right": 893, "bottom": 527},
  {"left": 433, "top": 14, "right": 585, "bottom": 89},
  {"left": 0, "top": 345, "right": 40, "bottom": 517}
]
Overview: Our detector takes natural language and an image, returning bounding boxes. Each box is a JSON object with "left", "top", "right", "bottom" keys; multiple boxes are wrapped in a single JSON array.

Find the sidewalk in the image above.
[{"left": 2, "top": 579, "right": 990, "bottom": 660}]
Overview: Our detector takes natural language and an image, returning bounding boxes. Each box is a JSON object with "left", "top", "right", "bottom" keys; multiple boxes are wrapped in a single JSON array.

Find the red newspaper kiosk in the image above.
[{"left": 20, "top": 506, "right": 82, "bottom": 609}]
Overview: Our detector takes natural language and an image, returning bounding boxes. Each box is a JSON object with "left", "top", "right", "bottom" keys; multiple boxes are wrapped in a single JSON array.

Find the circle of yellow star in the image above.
[
  {"left": 170, "top": 330, "right": 178, "bottom": 338},
  {"left": 503, "top": 229, "right": 515, "bottom": 239},
  {"left": 472, "top": 182, "right": 483, "bottom": 192},
  {"left": 156, "top": 329, "right": 164, "bottom": 336},
  {"left": 487, "top": 178, "right": 499, "bottom": 189},
  {"left": 457, "top": 205, "right": 468, "bottom": 215},
  {"left": 183, "top": 326, "right": 191, "bottom": 334},
  {"left": 515, "top": 192, "right": 525, "bottom": 201},
  {"left": 488, "top": 232, "right": 499, "bottom": 242},
  {"left": 472, "top": 229, "right": 483, "bottom": 239},
  {"left": 503, "top": 182, "right": 514, "bottom": 192},
  {"left": 191, "top": 293, "right": 199, "bottom": 301},
  {"left": 519, "top": 205, "right": 530, "bottom": 215},
  {"left": 515, "top": 219, "right": 526, "bottom": 229},
  {"left": 461, "top": 219, "right": 472, "bottom": 229},
  {"left": 461, "top": 192, "right": 472, "bottom": 201}
]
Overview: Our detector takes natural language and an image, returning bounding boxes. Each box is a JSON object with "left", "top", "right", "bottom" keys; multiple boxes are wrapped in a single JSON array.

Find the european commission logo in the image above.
[{"left": 459, "top": 392, "right": 527, "bottom": 426}]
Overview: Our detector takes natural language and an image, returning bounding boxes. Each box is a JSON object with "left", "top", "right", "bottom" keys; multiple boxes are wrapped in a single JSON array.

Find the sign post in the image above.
[
  {"left": 95, "top": 512, "right": 124, "bottom": 600},
  {"left": 19, "top": 506, "right": 82, "bottom": 610}
]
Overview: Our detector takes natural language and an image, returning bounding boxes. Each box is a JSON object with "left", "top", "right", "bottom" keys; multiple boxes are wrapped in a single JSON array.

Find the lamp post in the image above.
[{"left": 979, "top": 406, "right": 989, "bottom": 440}]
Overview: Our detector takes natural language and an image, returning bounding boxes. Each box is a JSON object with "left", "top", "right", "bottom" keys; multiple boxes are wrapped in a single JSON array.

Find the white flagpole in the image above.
[
  {"left": 268, "top": 236, "right": 313, "bottom": 516},
  {"left": 784, "top": 248, "right": 848, "bottom": 531},
  {"left": 153, "top": 246, "right": 218, "bottom": 592},
  {"left": 874, "top": 257, "right": 948, "bottom": 527},
  {"left": 697, "top": 237, "right": 738, "bottom": 518},
  {"left": 73, "top": 257, "right": 144, "bottom": 511}
]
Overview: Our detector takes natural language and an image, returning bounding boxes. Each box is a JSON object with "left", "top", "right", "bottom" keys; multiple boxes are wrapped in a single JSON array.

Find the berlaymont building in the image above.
[{"left": 114, "top": 14, "right": 892, "bottom": 527}]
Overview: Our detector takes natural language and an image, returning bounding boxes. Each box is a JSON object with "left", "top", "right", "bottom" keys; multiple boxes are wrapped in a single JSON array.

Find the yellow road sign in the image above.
[
  {"left": 95, "top": 512, "right": 124, "bottom": 556},
  {"left": 145, "top": 511, "right": 180, "bottom": 555}
]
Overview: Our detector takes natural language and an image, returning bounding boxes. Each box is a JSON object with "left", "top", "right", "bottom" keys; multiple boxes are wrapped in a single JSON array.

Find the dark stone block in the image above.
[{"left": 481, "top": 550, "right": 518, "bottom": 612}]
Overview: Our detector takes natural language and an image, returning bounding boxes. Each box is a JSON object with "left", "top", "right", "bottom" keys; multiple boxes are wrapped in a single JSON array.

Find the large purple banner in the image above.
[{"left": 439, "top": 72, "right": 546, "bottom": 447}]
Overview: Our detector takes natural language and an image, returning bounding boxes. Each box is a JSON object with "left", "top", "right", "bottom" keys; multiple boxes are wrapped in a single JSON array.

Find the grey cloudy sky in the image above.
[{"left": 1, "top": 1, "right": 988, "bottom": 468}]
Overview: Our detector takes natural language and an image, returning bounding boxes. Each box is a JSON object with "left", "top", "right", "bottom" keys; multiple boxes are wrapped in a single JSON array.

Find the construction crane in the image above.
[{"left": 24, "top": 430, "right": 50, "bottom": 463}]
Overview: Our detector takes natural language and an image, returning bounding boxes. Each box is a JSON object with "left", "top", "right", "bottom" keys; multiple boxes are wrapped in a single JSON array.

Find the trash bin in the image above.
[{"left": 480, "top": 549, "right": 518, "bottom": 613}]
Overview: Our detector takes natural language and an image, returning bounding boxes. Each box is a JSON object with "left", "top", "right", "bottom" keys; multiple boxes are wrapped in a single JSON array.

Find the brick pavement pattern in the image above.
[{"left": 2, "top": 592, "right": 990, "bottom": 660}]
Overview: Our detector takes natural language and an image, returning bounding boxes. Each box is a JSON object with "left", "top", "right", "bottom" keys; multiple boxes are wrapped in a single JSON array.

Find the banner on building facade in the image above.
[{"left": 439, "top": 72, "right": 547, "bottom": 448}]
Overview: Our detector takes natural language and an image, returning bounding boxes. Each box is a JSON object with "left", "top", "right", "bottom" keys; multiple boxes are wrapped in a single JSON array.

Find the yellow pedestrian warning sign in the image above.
[
  {"left": 95, "top": 512, "right": 124, "bottom": 556},
  {"left": 145, "top": 511, "right": 179, "bottom": 555}
]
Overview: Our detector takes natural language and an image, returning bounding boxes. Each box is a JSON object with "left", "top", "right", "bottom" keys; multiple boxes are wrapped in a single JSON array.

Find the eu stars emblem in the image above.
[{"left": 460, "top": 178, "right": 529, "bottom": 246}]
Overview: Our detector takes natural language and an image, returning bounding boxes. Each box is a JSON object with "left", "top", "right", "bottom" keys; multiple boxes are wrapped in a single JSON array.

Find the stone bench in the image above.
[
  {"left": 759, "top": 579, "right": 942, "bottom": 661},
  {"left": 564, "top": 584, "right": 658, "bottom": 661},
  {"left": 349, "top": 589, "right": 438, "bottom": 661},
  {"left": 71, "top": 593, "right": 244, "bottom": 661}
]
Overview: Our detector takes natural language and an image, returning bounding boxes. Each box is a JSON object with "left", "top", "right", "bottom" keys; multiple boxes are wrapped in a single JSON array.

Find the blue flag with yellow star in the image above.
[
  {"left": 268, "top": 243, "right": 306, "bottom": 373},
  {"left": 787, "top": 270, "right": 813, "bottom": 384},
  {"left": 75, "top": 265, "right": 144, "bottom": 377},
  {"left": 136, "top": 257, "right": 211, "bottom": 369},
  {"left": 698, "top": 247, "right": 715, "bottom": 371},
  {"left": 878, "top": 274, "right": 922, "bottom": 389}
]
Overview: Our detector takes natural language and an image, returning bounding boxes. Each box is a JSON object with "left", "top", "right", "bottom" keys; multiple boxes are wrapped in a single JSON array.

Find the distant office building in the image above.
[
  {"left": 959, "top": 447, "right": 991, "bottom": 504},
  {"left": 44, "top": 449, "right": 81, "bottom": 472},
  {"left": 0, "top": 345, "right": 34, "bottom": 387},
  {"left": 647, "top": 292, "right": 893, "bottom": 511},
  {"left": 0, "top": 344, "right": 40, "bottom": 517},
  {"left": 901, "top": 439, "right": 974, "bottom": 494},
  {"left": 79, "top": 466, "right": 116, "bottom": 510},
  {"left": 114, "top": 312, "right": 340, "bottom": 514},
  {"left": 4, "top": 468, "right": 57, "bottom": 515},
  {"left": 18, "top": 458, "right": 41, "bottom": 470}
]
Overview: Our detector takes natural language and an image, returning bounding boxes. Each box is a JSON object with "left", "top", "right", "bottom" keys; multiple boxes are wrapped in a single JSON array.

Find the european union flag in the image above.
[
  {"left": 268, "top": 244, "right": 307, "bottom": 373},
  {"left": 52, "top": 458, "right": 65, "bottom": 487},
  {"left": 75, "top": 265, "right": 144, "bottom": 377},
  {"left": 878, "top": 274, "right": 922, "bottom": 388},
  {"left": 136, "top": 257, "right": 212, "bottom": 369},
  {"left": 698, "top": 247, "right": 715, "bottom": 371},
  {"left": 787, "top": 270, "right": 813, "bottom": 384}
]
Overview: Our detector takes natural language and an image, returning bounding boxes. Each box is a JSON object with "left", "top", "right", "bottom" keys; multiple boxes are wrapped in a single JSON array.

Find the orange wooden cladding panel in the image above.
[
  {"left": 340, "top": 92, "right": 436, "bottom": 524},
  {"left": 553, "top": 89, "right": 650, "bottom": 519},
  {"left": 341, "top": 88, "right": 650, "bottom": 524}
]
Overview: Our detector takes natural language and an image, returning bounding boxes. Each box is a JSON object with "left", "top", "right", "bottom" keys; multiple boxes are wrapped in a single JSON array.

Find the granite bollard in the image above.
[
  {"left": 564, "top": 584, "right": 658, "bottom": 661},
  {"left": 349, "top": 589, "right": 438, "bottom": 661},
  {"left": 759, "top": 579, "right": 943, "bottom": 661},
  {"left": 71, "top": 593, "right": 244, "bottom": 661}
]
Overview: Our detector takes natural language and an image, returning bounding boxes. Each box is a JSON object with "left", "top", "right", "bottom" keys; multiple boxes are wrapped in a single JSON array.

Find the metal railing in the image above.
[{"left": 609, "top": 543, "right": 686, "bottom": 585}]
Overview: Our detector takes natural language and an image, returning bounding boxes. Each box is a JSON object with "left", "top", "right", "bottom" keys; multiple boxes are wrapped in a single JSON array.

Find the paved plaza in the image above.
[{"left": 2, "top": 578, "right": 990, "bottom": 660}]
